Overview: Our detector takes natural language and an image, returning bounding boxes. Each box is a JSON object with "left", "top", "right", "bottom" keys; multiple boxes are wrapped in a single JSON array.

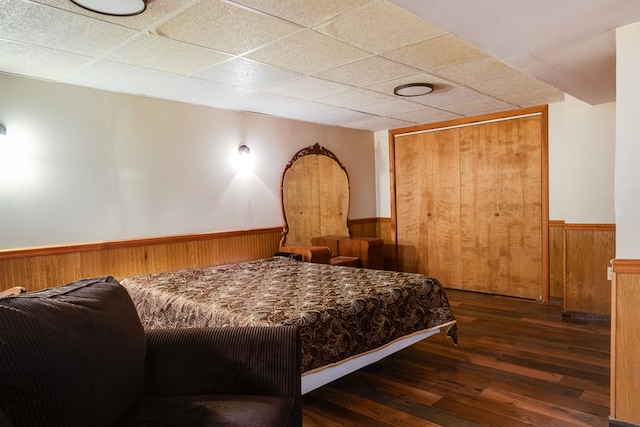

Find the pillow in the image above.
[{"left": 0, "top": 276, "right": 146, "bottom": 427}]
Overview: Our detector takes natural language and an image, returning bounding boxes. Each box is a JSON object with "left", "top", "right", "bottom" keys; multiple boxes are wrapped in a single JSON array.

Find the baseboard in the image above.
[
  {"left": 610, "top": 417, "right": 640, "bottom": 427},
  {"left": 562, "top": 311, "right": 611, "bottom": 323}
]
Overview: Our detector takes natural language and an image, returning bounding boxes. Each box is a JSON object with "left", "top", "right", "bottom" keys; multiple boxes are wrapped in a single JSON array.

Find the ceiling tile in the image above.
[
  {"left": 267, "top": 100, "right": 351, "bottom": 123},
  {"left": 226, "top": 91, "right": 301, "bottom": 114},
  {"left": 441, "top": 97, "right": 514, "bottom": 116},
  {"left": 156, "top": 0, "right": 301, "bottom": 55},
  {"left": 263, "top": 76, "right": 353, "bottom": 99},
  {"left": 314, "top": 108, "right": 376, "bottom": 127},
  {"left": 246, "top": 30, "right": 370, "bottom": 74},
  {"left": 497, "top": 86, "right": 565, "bottom": 107},
  {"left": 194, "top": 57, "right": 301, "bottom": 91},
  {"left": 314, "top": 56, "right": 419, "bottom": 87},
  {"left": 356, "top": 99, "right": 425, "bottom": 116},
  {"left": 0, "top": 40, "right": 92, "bottom": 81},
  {"left": 316, "top": 0, "right": 445, "bottom": 54},
  {"left": 227, "top": 0, "right": 371, "bottom": 27},
  {"left": 316, "top": 88, "right": 396, "bottom": 109},
  {"left": 348, "top": 115, "right": 414, "bottom": 132},
  {"left": 409, "top": 86, "right": 487, "bottom": 107},
  {"left": 106, "top": 35, "right": 232, "bottom": 75},
  {"left": 64, "top": 61, "right": 182, "bottom": 94},
  {"left": 391, "top": 107, "right": 462, "bottom": 124},
  {"left": 470, "top": 73, "right": 550, "bottom": 96},
  {"left": 0, "top": 0, "right": 137, "bottom": 56},
  {"left": 4, "top": 0, "right": 611, "bottom": 132},
  {"left": 383, "top": 34, "right": 487, "bottom": 70},
  {"left": 31, "top": 0, "right": 198, "bottom": 30},
  {"left": 149, "top": 77, "right": 252, "bottom": 108},
  {"left": 432, "top": 57, "right": 519, "bottom": 85}
]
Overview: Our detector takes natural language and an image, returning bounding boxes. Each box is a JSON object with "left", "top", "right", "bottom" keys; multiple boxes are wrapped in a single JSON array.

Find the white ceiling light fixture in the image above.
[
  {"left": 70, "top": 0, "right": 145, "bottom": 16},
  {"left": 393, "top": 83, "right": 434, "bottom": 97}
]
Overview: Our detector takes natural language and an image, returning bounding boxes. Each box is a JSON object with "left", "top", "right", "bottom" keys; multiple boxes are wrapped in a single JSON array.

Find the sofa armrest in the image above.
[
  {"left": 279, "top": 245, "right": 331, "bottom": 263},
  {"left": 144, "top": 326, "right": 301, "bottom": 399}
]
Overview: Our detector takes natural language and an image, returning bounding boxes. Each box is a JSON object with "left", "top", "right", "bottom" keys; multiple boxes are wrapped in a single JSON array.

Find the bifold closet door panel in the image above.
[
  {"left": 499, "top": 116, "right": 543, "bottom": 299},
  {"left": 459, "top": 116, "right": 542, "bottom": 299},
  {"left": 459, "top": 123, "right": 499, "bottom": 294},
  {"left": 394, "top": 129, "right": 461, "bottom": 287},
  {"left": 394, "top": 132, "right": 426, "bottom": 274},
  {"left": 422, "top": 130, "right": 462, "bottom": 288}
]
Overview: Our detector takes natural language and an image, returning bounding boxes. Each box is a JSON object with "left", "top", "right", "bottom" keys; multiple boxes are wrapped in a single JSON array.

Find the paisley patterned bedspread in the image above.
[{"left": 122, "top": 257, "right": 457, "bottom": 373}]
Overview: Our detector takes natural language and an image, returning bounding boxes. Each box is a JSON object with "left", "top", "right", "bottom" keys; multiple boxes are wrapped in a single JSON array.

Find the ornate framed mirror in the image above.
[{"left": 280, "top": 143, "right": 350, "bottom": 250}]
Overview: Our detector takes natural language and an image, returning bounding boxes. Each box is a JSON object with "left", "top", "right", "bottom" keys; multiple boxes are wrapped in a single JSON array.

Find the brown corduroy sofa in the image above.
[{"left": 0, "top": 276, "right": 302, "bottom": 427}]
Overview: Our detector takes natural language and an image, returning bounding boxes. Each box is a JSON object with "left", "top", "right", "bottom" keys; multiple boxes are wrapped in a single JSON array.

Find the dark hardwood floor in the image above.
[{"left": 302, "top": 289, "right": 611, "bottom": 427}]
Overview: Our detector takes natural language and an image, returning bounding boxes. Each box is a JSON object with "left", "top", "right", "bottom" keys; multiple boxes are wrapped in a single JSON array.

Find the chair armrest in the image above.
[
  {"left": 144, "top": 326, "right": 301, "bottom": 399},
  {"left": 0, "top": 287, "right": 26, "bottom": 298},
  {"left": 279, "top": 245, "right": 331, "bottom": 263}
]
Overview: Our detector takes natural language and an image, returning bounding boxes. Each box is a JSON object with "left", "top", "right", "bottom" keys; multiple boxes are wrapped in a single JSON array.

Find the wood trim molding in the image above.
[
  {"left": 549, "top": 220, "right": 565, "bottom": 226},
  {"left": 612, "top": 259, "right": 640, "bottom": 274},
  {"left": 0, "top": 227, "right": 283, "bottom": 260},
  {"left": 388, "top": 105, "right": 548, "bottom": 138},
  {"left": 0, "top": 219, "right": 392, "bottom": 261},
  {"left": 564, "top": 223, "right": 616, "bottom": 231}
]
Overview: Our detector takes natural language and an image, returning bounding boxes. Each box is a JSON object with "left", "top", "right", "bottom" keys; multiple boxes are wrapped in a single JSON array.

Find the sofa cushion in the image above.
[
  {"left": 119, "top": 395, "right": 295, "bottom": 427},
  {"left": 0, "top": 276, "right": 146, "bottom": 427}
]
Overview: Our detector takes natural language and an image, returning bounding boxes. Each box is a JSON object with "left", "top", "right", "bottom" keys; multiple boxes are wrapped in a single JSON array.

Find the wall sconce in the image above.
[
  {"left": 235, "top": 144, "right": 254, "bottom": 172},
  {"left": 0, "top": 123, "right": 6, "bottom": 138}
]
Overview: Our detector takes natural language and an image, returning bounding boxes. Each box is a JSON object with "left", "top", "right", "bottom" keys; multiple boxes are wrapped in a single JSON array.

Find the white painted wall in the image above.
[
  {"left": 0, "top": 69, "right": 622, "bottom": 252},
  {"left": 547, "top": 101, "right": 566, "bottom": 220},
  {"left": 0, "top": 74, "right": 375, "bottom": 250},
  {"left": 374, "top": 130, "right": 391, "bottom": 218},
  {"left": 615, "top": 22, "right": 640, "bottom": 258},
  {"left": 561, "top": 96, "right": 616, "bottom": 224}
]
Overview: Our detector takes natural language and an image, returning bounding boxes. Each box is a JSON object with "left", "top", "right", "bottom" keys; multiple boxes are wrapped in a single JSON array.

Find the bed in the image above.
[{"left": 122, "top": 256, "right": 457, "bottom": 394}]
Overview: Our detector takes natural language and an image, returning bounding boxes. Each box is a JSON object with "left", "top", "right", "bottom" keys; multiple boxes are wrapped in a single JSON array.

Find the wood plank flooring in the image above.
[{"left": 302, "top": 289, "right": 611, "bottom": 427}]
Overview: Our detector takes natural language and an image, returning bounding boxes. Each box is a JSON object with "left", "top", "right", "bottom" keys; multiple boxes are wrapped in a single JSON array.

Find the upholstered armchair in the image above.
[{"left": 0, "top": 276, "right": 302, "bottom": 427}]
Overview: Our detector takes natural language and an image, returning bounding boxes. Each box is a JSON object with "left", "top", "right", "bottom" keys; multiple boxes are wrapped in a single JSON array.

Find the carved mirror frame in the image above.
[{"left": 279, "top": 143, "right": 350, "bottom": 248}]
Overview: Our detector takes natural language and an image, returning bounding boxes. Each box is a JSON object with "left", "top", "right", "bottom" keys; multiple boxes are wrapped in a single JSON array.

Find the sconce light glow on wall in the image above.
[{"left": 235, "top": 144, "right": 254, "bottom": 172}]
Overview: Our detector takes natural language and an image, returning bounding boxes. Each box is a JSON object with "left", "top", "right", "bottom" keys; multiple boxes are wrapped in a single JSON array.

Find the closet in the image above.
[{"left": 391, "top": 107, "right": 548, "bottom": 300}]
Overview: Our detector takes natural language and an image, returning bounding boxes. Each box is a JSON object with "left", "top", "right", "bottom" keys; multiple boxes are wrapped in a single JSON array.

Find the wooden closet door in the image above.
[
  {"left": 394, "top": 133, "right": 427, "bottom": 273},
  {"left": 424, "top": 130, "right": 462, "bottom": 287},
  {"left": 394, "top": 129, "right": 461, "bottom": 287},
  {"left": 459, "top": 116, "right": 543, "bottom": 299}
]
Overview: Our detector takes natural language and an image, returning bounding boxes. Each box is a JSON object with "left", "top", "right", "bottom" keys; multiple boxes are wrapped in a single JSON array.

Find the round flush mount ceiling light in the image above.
[
  {"left": 393, "top": 83, "right": 434, "bottom": 97},
  {"left": 70, "top": 0, "right": 145, "bottom": 16}
]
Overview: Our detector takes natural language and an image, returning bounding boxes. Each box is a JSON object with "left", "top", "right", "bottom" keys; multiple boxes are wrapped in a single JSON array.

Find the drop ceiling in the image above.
[{"left": 1, "top": 0, "right": 638, "bottom": 131}]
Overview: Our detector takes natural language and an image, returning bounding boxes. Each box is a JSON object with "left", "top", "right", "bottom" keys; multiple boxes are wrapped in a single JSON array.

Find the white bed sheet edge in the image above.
[{"left": 301, "top": 323, "right": 452, "bottom": 394}]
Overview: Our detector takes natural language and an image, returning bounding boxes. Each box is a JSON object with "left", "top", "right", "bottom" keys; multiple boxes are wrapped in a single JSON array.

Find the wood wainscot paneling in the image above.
[
  {"left": 376, "top": 218, "right": 394, "bottom": 270},
  {"left": 347, "top": 218, "right": 378, "bottom": 238},
  {"left": 563, "top": 223, "right": 615, "bottom": 319},
  {"left": 610, "top": 259, "right": 640, "bottom": 427},
  {"left": 0, "top": 227, "right": 282, "bottom": 292},
  {"left": 548, "top": 220, "right": 565, "bottom": 300}
]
